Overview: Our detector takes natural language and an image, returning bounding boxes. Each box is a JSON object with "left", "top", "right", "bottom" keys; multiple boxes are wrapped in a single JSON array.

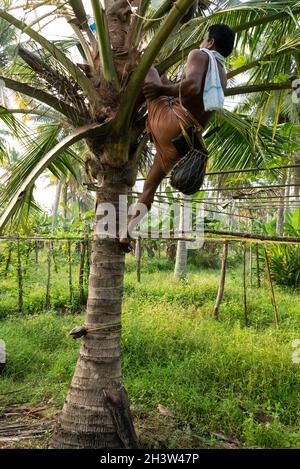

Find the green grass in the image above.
[{"left": 1, "top": 253, "right": 300, "bottom": 448}]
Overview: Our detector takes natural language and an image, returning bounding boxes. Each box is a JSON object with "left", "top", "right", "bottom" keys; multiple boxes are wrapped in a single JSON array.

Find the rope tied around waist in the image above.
[{"left": 69, "top": 322, "right": 121, "bottom": 339}]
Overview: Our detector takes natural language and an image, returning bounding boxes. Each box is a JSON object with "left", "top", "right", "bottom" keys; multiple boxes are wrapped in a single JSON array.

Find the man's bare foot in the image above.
[{"left": 118, "top": 232, "right": 133, "bottom": 253}]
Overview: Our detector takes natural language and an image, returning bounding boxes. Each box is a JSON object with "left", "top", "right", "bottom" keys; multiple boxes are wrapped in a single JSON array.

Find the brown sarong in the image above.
[{"left": 146, "top": 96, "right": 198, "bottom": 175}]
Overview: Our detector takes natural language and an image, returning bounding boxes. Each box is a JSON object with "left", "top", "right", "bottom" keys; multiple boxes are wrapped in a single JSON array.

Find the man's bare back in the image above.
[
  {"left": 181, "top": 50, "right": 227, "bottom": 128},
  {"left": 143, "top": 48, "right": 227, "bottom": 130}
]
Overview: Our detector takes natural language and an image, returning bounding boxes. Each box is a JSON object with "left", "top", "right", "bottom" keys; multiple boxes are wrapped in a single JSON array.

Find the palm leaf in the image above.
[{"left": 0, "top": 121, "right": 109, "bottom": 231}]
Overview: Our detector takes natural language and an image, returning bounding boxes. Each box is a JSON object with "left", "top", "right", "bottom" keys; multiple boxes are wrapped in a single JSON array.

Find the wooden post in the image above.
[
  {"left": 52, "top": 243, "right": 58, "bottom": 274},
  {"left": 264, "top": 247, "right": 279, "bottom": 328},
  {"left": 256, "top": 243, "right": 261, "bottom": 288},
  {"left": 243, "top": 242, "right": 249, "bottom": 326},
  {"left": 17, "top": 237, "right": 23, "bottom": 316},
  {"left": 249, "top": 244, "right": 253, "bottom": 288},
  {"left": 213, "top": 241, "right": 229, "bottom": 320},
  {"left": 34, "top": 240, "right": 39, "bottom": 264},
  {"left": 45, "top": 241, "right": 52, "bottom": 309},
  {"left": 136, "top": 236, "right": 142, "bottom": 283},
  {"left": 86, "top": 227, "right": 91, "bottom": 281},
  {"left": 24, "top": 240, "right": 32, "bottom": 275},
  {"left": 68, "top": 240, "right": 73, "bottom": 307},
  {"left": 78, "top": 238, "right": 86, "bottom": 306},
  {"left": 4, "top": 242, "right": 13, "bottom": 277},
  {"left": 25, "top": 241, "right": 31, "bottom": 266}
]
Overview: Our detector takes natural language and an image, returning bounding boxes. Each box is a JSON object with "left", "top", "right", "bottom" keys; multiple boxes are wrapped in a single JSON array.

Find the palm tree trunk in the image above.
[
  {"left": 51, "top": 172, "right": 138, "bottom": 449},
  {"left": 174, "top": 197, "right": 188, "bottom": 279}
]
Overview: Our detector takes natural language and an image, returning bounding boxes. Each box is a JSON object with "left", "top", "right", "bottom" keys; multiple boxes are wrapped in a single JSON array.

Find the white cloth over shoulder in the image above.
[{"left": 199, "top": 47, "right": 226, "bottom": 112}]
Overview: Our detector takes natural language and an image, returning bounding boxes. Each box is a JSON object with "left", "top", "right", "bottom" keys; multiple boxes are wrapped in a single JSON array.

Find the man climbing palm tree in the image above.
[{"left": 119, "top": 23, "right": 235, "bottom": 251}]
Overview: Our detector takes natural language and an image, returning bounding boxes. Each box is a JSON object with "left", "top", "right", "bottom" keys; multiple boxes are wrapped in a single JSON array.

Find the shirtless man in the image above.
[{"left": 119, "top": 23, "right": 235, "bottom": 251}]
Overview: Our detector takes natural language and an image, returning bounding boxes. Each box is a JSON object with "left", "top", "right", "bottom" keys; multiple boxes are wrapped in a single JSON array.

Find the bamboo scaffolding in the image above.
[
  {"left": 213, "top": 241, "right": 229, "bottom": 320},
  {"left": 264, "top": 248, "right": 279, "bottom": 329},
  {"left": 0, "top": 231, "right": 300, "bottom": 245},
  {"left": 256, "top": 244, "right": 261, "bottom": 288},
  {"left": 78, "top": 238, "right": 86, "bottom": 307},
  {"left": 67, "top": 240, "right": 73, "bottom": 307},
  {"left": 17, "top": 238, "right": 23, "bottom": 316},
  {"left": 45, "top": 241, "right": 52, "bottom": 310},
  {"left": 136, "top": 237, "right": 142, "bottom": 284},
  {"left": 243, "top": 243, "right": 249, "bottom": 326}
]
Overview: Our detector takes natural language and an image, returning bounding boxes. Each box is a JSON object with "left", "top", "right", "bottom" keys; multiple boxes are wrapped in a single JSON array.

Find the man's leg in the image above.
[
  {"left": 145, "top": 66, "right": 162, "bottom": 86},
  {"left": 119, "top": 67, "right": 166, "bottom": 250},
  {"left": 119, "top": 154, "right": 166, "bottom": 247}
]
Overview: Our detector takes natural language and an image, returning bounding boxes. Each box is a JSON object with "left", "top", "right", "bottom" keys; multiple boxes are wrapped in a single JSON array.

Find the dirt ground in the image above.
[{"left": 0, "top": 403, "right": 241, "bottom": 449}]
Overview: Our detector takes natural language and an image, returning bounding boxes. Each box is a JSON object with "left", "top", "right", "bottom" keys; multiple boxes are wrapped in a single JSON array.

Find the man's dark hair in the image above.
[{"left": 208, "top": 24, "right": 235, "bottom": 58}]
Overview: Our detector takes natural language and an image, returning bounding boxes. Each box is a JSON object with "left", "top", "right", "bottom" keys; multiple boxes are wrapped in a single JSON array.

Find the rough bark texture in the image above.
[{"left": 51, "top": 174, "right": 138, "bottom": 448}]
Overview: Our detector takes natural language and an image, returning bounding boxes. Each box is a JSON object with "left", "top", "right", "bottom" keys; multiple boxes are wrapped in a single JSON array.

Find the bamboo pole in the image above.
[
  {"left": 4, "top": 242, "right": 12, "bottom": 277},
  {"left": 243, "top": 242, "right": 249, "bottom": 326},
  {"left": 0, "top": 231, "right": 300, "bottom": 246},
  {"left": 78, "top": 238, "right": 86, "bottom": 307},
  {"left": 249, "top": 244, "right": 253, "bottom": 288},
  {"left": 17, "top": 237, "right": 23, "bottom": 316},
  {"left": 256, "top": 243, "right": 261, "bottom": 288},
  {"left": 86, "top": 233, "right": 91, "bottom": 279},
  {"left": 67, "top": 240, "right": 73, "bottom": 307},
  {"left": 136, "top": 237, "right": 142, "bottom": 283},
  {"left": 34, "top": 240, "right": 39, "bottom": 264},
  {"left": 45, "top": 241, "right": 52, "bottom": 309},
  {"left": 213, "top": 241, "right": 229, "bottom": 320},
  {"left": 25, "top": 241, "right": 31, "bottom": 266},
  {"left": 264, "top": 248, "right": 279, "bottom": 329},
  {"left": 52, "top": 242, "right": 58, "bottom": 274}
]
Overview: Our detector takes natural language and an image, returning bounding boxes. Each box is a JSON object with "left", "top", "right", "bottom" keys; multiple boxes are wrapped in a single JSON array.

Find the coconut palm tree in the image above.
[{"left": 0, "top": 0, "right": 299, "bottom": 449}]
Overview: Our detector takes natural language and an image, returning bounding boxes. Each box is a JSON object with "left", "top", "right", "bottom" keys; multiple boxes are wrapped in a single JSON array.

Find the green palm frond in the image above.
[
  {"left": 0, "top": 9, "right": 101, "bottom": 108},
  {"left": 228, "top": 30, "right": 300, "bottom": 81},
  {"left": 156, "top": 1, "right": 300, "bottom": 72},
  {"left": 206, "top": 109, "right": 290, "bottom": 171},
  {"left": 0, "top": 121, "right": 109, "bottom": 231},
  {"left": 0, "top": 123, "right": 78, "bottom": 228},
  {"left": 0, "top": 105, "right": 28, "bottom": 138},
  {"left": 4, "top": 184, "right": 42, "bottom": 233}
]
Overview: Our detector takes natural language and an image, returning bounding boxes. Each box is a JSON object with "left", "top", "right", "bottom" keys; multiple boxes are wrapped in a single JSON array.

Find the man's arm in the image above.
[{"left": 143, "top": 50, "right": 209, "bottom": 100}]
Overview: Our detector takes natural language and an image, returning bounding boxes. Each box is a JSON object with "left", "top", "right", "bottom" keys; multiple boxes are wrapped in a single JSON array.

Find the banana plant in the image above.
[{"left": 0, "top": 0, "right": 299, "bottom": 449}]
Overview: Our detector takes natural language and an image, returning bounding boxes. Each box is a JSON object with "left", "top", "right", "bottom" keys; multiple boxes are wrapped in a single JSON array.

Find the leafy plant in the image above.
[{"left": 265, "top": 209, "right": 300, "bottom": 288}]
